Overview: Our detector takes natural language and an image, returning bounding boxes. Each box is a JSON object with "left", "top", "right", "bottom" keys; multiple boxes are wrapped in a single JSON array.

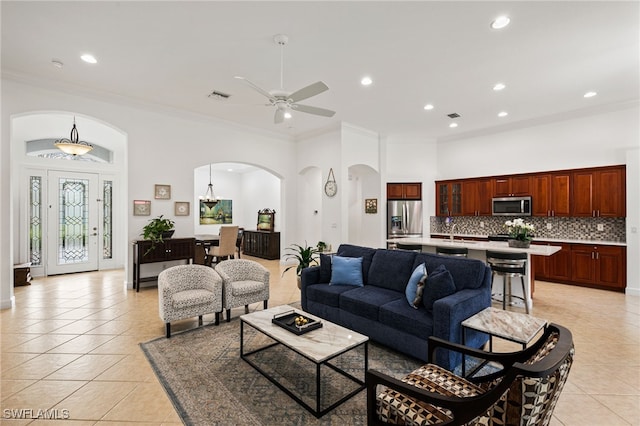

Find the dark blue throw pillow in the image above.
[
  {"left": 423, "top": 264, "right": 456, "bottom": 312},
  {"left": 319, "top": 253, "right": 332, "bottom": 283}
]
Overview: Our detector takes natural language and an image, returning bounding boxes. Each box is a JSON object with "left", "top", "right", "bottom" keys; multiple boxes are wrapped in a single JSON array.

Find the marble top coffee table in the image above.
[
  {"left": 461, "top": 307, "right": 547, "bottom": 377},
  {"left": 240, "top": 305, "right": 369, "bottom": 417}
]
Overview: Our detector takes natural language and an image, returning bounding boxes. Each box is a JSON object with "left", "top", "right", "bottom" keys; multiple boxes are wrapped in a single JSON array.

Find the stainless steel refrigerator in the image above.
[{"left": 387, "top": 200, "right": 423, "bottom": 239}]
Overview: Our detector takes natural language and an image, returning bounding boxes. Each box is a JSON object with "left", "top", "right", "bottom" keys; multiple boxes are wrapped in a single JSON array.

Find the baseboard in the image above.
[
  {"left": 0, "top": 296, "right": 15, "bottom": 309},
  {"left": 625, "top": 288, "right": 640, "bottom": 297}
]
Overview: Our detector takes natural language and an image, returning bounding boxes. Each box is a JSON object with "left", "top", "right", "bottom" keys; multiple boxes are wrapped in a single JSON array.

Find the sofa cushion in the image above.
[
  {"left": 171, "top": 289, "right": 216, "bottom": 310},
  {"left": 414, "top": 253, "right": 486, "bottom": 291},
  {"left": 336, "top": 244, "right": 377, "bottom": 284},
  {"left": 330, "top": 256, "right": 364, "bottom": 286},
  {"left": 379, "top": 299, "right": 434, "bottom": 339},
  {"left": 367, "top": 249, "right": 417, "bottom": 292},
  {"left": 340, "top": 286, "right": 403, "bottom": 321},
  {"left": 405, "top": 263, "right": 428, "bottom": 309},
  {"left": 306, "top": 283, "right": 357, "bottom": 308},
  {"left": 423, "top": 264, "right": 456, "bottom": 312},
  {"left": 319, "top": 253, "right": 332, "bottom": 282}
]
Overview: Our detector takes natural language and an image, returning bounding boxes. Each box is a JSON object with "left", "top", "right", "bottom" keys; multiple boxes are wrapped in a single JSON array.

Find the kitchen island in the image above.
[{"left": 387, "top": 237, "right": 562, "bottom": 311}]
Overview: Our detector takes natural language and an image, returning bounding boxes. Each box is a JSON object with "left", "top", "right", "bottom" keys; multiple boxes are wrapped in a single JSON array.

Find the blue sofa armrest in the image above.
[
  {"left": 300, "top": 266, "right": 320, "bottom": 311},
  {"left": 431, "top": 287, "right": 492, "bottom": 368}
]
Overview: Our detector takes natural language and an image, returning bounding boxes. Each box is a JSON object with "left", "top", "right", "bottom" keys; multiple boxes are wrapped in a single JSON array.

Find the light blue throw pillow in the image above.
[
  {"left": 330, "top": 256, "right": 364, "bottom": 286},
  {"left": 405, "top": 263, "right": 427, "bottom": 308}
]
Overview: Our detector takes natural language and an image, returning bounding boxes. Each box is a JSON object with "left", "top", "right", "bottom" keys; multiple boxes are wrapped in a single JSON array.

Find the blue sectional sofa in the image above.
[{"left": 300, "top": 244, "right": 492, "bottom": 370}]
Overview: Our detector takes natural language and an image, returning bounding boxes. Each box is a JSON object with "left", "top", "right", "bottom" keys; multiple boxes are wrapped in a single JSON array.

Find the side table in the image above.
[{"left": 461, "top": 307, "right": 547, "bottom": 377}]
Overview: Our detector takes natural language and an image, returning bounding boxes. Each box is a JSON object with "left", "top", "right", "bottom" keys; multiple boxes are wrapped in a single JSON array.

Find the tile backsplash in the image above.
[{"left": 430, "top": 216, "right": 626, "bottom": 242}]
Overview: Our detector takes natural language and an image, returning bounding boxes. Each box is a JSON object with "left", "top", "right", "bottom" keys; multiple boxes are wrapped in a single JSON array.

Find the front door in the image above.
[{"left": 47, "top": 171, "right": 99, "bottom": 275}]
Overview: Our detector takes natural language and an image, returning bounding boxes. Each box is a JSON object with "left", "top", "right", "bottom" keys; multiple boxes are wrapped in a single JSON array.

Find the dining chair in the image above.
[{"left": 209, "top": 226, "right": 239, "bottom": 264}]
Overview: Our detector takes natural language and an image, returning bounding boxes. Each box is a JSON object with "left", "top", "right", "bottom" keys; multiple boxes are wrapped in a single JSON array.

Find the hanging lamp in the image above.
[
  {"left": 54, "top": 117, "right": 93, "bottom": 156},
  {"left": 200, "top": 164, "right": 218, "bottom": 208}
]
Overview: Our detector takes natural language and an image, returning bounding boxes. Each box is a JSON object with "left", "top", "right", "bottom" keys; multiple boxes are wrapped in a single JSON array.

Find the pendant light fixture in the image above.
[
  {"left": 200, "top": 163, "right": 218, "bottom": 208},
  {"left": 54, "top": 117, "right": 93, "bottom": 156}
]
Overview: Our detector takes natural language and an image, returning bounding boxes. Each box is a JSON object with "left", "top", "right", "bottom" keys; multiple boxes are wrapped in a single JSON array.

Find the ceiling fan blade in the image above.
[
  {"left": 288, "top": 81, "right": 329, "bottom": 103},
  {"left": 234, "top": 76, "right": 275, "bottom": 101},
  {"left": 274, "top": 109, "right": 285, "bottom": 124},
  {"left": 291, "top": 103, "right": 336, "bottom": 118}
]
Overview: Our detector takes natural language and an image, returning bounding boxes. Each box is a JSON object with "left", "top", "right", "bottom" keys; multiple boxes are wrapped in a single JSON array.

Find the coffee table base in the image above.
[{"left": 240, "top": 320, "right": 368, "bottom": 418}]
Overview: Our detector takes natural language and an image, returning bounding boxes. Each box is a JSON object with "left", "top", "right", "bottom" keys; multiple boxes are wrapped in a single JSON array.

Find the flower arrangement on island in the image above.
[{"left": 504, "top": 218, "right": 535, "bottom": 242}]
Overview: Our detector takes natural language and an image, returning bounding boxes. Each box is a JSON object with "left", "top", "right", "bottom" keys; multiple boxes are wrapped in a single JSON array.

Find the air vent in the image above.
[
  {"left": 447, "top": 112, "right": 461, "bottom": 118},
  {"left": 208, "top": 90, "right": 231, "bottom": 100}
]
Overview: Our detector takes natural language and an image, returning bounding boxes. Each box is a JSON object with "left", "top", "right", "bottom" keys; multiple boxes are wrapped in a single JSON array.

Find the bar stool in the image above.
[
  {"left": 436, "top": 246, "right": 468, "bottom": 257},
  {"left": 486, "top": 250, "right": 529, "bottom": 314},
  {"left": 396, "top": 243, "right": 422, "bottom": 252}
]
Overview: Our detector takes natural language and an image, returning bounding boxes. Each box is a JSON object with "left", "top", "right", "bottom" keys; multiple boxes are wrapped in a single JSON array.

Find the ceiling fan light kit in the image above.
[{"left": 235, "top": 34, "right": 336, "bottom": 124}]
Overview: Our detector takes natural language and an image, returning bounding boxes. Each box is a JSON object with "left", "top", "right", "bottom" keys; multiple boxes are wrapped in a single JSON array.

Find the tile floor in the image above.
[{"left": 1, "top": 256, "right": 638, "bottom": 425}]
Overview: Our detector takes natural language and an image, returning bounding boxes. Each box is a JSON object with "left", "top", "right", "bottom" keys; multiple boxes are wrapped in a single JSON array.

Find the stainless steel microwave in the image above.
[{"left": 492, "top": 196, "right": 532, "bottom": 216}]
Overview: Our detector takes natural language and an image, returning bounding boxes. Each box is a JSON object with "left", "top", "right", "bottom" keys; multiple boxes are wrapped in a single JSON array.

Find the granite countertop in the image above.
[
  {"left": 388, "top": 237, "right": 562, "bottom": 256},
  {"left": 429, "top": 233, "right": 626, "bottom": 247}
]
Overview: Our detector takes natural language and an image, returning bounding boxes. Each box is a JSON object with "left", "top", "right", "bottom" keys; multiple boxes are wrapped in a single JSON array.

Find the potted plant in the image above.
[
  {"left": 504, "top": 218, "right": 535, "bottom": 248},
  {"left": 282, "top": 242, "right": 318, "bottom": 289},
  {"left": 141, "top": 215, "right": 175, "bottom": 254},
  {"left": 316, "top": 241, "right": 327, "bottom": 253}
]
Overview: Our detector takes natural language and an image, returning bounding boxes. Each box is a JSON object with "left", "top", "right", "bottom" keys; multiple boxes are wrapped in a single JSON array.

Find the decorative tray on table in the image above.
[{"left": 272, "top": 310, "right": 323, "bottom": 335}]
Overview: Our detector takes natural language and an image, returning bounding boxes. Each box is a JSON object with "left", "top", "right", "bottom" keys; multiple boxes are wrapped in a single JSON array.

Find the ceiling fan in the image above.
[{"left": 235, "top": 34, "right": 336, "bottom": 124}]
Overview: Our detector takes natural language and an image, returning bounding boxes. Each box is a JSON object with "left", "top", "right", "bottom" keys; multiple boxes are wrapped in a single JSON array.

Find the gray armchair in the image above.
[
  {"left": 158, "top": 264, "right": 223, "bottom": 337},
  {"left": 215, "top": 259, "right": 270, "bottom": 322}
]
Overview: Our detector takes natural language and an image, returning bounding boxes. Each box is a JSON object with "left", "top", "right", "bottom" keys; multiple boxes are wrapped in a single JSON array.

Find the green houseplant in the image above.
[
  {"left": 283, "top": 242, "right": 318, "bottom": 289},
  {"left": 316, "top": 241, "right": 327, "bottom": 252},
  {"left": 141, "top": 215, "right": 175, "bottom": 254}
]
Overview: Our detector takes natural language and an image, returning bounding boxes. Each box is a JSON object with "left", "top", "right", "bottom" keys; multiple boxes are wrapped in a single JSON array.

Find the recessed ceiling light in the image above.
[
  {"left": 491, "top": 15, "right": 511, "bottom": 29},
  {"left": 493, "top": 83, "right": 506, "bottom": 91},
  {"left": 81, "top": 54, "right": 97, "bottom": 64},
  {"left": 449, "top": 123, "right": 458, "bottom": 128},
  {"left": 424, "top": 104, "right": 434, "bottom": 111},
  {"left": 584, "top": 91, "right": 597, "bottom": 98},
  {"left": 498, "top": 111, "right": 509, "bottom": 117},
  {"left": 361, "top": 76, "right": 373, "bottom": 86}
]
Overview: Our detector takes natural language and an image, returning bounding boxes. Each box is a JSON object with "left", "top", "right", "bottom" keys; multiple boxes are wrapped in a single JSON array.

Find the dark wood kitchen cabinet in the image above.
[
  {"left": 461, "top": 179, "right": 492, "bottom": 216},
  {"left": 133, "top": 237, "right": 195, "bottom": 292},
  {"left": 572, "top": 166, "right": 625, "bottom": 218},
  {"left": 571, "top": 244, "right": 626, "bottom": 290},
  {"left": 493, "top": 176, "right": 530, "bottom": 197},
  {"left": 531, "top": 172, "right": 571, "bottom": 217},
  {"left": 533, "top": 242, "right": 572, "bottom": 283},
  {"left": 436, "top": 181, "right": 462, "bottom": 216},
  {"left": 387, "top": 182, "right": 422, "bottom": 200}
]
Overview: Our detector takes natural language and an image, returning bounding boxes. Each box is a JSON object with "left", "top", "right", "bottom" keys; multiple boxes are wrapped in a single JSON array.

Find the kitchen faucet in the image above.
[{"left": 450, "top": 224, "right": 457, "bottom": 241}]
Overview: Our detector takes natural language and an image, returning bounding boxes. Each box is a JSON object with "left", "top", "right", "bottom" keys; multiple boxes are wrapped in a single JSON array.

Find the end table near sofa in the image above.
[{"left": 460, "top": 307, "right": 547, "bottom": 377}]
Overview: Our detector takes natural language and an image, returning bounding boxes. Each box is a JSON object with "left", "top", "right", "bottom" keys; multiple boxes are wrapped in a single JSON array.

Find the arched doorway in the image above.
[{"left": 11, "top": 112, "right": 127, "bottom": 277}]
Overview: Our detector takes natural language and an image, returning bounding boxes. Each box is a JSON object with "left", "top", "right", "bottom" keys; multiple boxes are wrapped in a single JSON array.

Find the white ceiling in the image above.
[{"left": 2, "top": 1, "right": 638, "bottom": 140}]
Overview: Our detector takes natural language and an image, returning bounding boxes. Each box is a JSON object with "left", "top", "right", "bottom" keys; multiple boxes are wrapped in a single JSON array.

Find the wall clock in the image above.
[{"left": 324, "top": 168, "right": 337, "bottom": 197}]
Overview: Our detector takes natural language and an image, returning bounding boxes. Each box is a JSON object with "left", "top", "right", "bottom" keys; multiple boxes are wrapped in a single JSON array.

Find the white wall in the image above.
[
  {"left": 1, "top": 78, "right": 296, "bottom": 299},
  {"left": 383, "top": 132, "right": 439, "bottom": 239},
  {"left": 296, "top": 128, "right": 342, "bottom": 250},
  {"left": 626, "top": 148, "right": 640, "bottom": 296},
  {"left": 436, "top": 106, "right": 638, "bottom": 179}
]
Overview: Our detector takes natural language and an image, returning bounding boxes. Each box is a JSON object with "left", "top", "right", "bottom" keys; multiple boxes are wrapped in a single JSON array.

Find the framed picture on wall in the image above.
[
  {"left": 365, "top": 198, "right": 378, "bottom": 214},
  {"left": 175, "top": 202, "right": 190, "bottom": 216},
  {"left": 154, "top": 184, "right": 171, "bottom": 200},
  {"left": 133, "top": 200, "right": 151, "bottom": 216},
  {"left": 199, "top": 200, "right": 233, "bottom": 224}
]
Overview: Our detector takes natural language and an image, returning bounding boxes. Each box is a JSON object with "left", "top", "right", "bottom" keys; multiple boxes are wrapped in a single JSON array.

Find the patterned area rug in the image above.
[{"left": 140, "top": 316, "right": 423, "bottom": 425}]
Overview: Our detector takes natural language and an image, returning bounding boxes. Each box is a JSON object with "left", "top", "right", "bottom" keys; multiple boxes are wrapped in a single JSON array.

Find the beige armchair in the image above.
[
  {"left": 215, "top": 259, "right": 270, "bottom": 322},
  {"left": 158, "top": 264, "right": 223, "bottom": 337}
]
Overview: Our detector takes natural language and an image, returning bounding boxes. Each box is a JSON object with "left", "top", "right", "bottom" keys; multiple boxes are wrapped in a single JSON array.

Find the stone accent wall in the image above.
[{"left": 430, "top": 216, "right": 626, "bottom": 242}]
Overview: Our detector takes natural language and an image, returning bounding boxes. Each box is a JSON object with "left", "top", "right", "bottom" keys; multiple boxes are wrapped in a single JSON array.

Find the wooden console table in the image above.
[
  {"left": 243, "top": 231, "right": 280, "bottom": 260},
  {"left": 133, "top": 237, "right": 195, "bottom": 292}
]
